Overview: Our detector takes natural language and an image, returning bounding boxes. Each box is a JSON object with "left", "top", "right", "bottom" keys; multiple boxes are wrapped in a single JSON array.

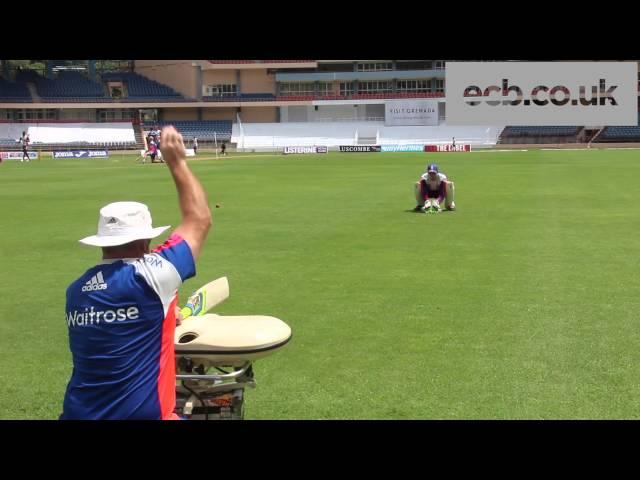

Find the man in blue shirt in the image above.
[{"left": 61, "top": 126, "right": 212, "bottom": 420}]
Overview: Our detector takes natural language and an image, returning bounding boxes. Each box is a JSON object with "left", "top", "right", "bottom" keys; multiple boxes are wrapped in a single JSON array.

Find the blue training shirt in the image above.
[{"left": 61, "top": 234, "right": 195, "bottom": 420}]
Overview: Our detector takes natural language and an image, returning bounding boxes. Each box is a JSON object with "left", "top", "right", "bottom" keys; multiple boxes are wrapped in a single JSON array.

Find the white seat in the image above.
[
  {"left": 232, "top": 121, "right": 505, "bottom": 149},
  {"left": 0, "top": 122, "right": 136, "bottom": 144}
]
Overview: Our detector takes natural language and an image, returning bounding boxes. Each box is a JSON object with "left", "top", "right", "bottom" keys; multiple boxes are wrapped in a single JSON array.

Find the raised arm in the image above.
[{"left": 160, "top": 126, "right": 212, "bottom": 259}]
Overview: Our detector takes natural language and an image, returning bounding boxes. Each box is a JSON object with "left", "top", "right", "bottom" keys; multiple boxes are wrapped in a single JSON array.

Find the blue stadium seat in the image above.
[
  {"left": 0, "top": 76, "right": 31, "bottom": 100},
  {"left": 599, "top": 126, "right": 640, "bottom": 139},
  {"left": 32, "top": 71, "right": 107, "bottom": 99},
  {"left": 502, "top": 126, "right": 580, "bottom": 136},
  {"left": 598, "top": 114, "right": 640, "bottom": 140},
  {"left": 101, "top": 72, "right": 183, "bottom": 99},
  {"left": 142, "top": 120, "right": 232, "bottom": 141}
]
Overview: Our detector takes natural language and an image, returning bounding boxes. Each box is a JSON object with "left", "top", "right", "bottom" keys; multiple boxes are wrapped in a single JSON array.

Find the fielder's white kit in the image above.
[
  {"left": 414, "top": 163, "right": 456, "bottom": 212},
  {"left": 420, "top": 171, "right": 448, "bottom": 191},
  {"left": 20, "top": 133, "right": 31, "bottom": 162}
]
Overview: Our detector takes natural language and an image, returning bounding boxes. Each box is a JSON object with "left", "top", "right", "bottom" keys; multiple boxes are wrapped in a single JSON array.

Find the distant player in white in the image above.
[
  {"left": 20, "top": 131, "right": 30, "bottom": 162},
  {"left": 413, "top": 163, "right": 456, "bottom": 212}
]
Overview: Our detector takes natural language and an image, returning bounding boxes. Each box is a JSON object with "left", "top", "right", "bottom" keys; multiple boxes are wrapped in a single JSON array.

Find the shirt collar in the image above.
[{"left": 99, "top": 258, "right": 139, "bottom": 264}]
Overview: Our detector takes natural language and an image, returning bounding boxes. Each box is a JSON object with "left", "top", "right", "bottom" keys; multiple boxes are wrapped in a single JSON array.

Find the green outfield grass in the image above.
[{"left": 1, "top": 149, "right": 640, "bottom": 419}]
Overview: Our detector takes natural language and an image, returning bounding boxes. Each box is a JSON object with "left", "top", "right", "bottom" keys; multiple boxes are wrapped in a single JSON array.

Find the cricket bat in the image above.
[{"left": 180, "top": 276, "right": 229, "bottom": 320}]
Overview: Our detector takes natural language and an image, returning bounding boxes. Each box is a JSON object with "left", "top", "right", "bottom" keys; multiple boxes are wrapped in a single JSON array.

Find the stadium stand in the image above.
[
  {"left": 232, "top": 122, "right": 504, "bottom": 150},
  {"left": 35, "top": 97, "right": 115, "bottom": 103},
  {"left": 0, "top": 123, "right": 36, "bottom": 142},
  {"left": 4, "top": 69, "right": 186, "bottom": 102},
  {"left": 101, "top": 72, "right": 184, "bottom": 100},
  {"left": 592, "top": 114, "right": 640, "bottom": 142},
  {"left": 0, "top": 76, "right": 32, "bottom": 102},
  {"left": 203, "top": 93, "right": 276, "bottom": 102},
  {"left": 597, "top": 126, "right": 640, "bottom": 141},
  {"left": 499, "top": 126, "right": 584, "bottom": 144},
  {"left": 142, "top": 120, "right": 232, "bottom": 141},
  {"left": 501, "top": 126, "right": 581, "bottom": 136},
  {"left": 380, "top": 125, "right": 504, "bottom": 146},
  {"left": 0, "top": 122, "right": 137, "bottom": 149},
  {"left": 14, "top": 69, "right": 43, "bottom": 84},
  {"left": 37, "top": 71, "right": 107, "bottom": 100}
]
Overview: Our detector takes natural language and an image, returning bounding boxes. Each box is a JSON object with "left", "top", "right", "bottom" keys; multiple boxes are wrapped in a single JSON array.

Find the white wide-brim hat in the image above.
[{"left": 79, "top": 201, "right": 170, "bottom": 247}]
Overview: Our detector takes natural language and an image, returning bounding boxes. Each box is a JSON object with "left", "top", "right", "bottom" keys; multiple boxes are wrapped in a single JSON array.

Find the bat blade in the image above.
[{"left": 180, "top": 276, "right": 229, "bottom": 320}]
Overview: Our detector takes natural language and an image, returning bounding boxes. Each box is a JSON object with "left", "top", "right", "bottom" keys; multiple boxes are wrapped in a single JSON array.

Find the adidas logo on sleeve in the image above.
[{"left": 82, "top": 271, "right": 108, "bottom": 292}]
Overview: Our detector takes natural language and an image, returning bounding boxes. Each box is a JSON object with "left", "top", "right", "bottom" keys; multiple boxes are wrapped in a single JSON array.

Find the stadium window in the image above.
[
  {"left": 340, "top": 82, "right": 354, "bottom": 96},
  {"left": 398, "top": 80, "right": 430, "bottom": 92},
  {"left": 222, "top": 84, "right": 237, "bottom": 96},
  {"left": 317, "top": 82, "right": 333, "bottom": 96},
  {"left": 356, "top": 62, "right": 393, "bottom": 72},
  {"left": 359, "top": 81, "right": 392, "bottom": 94},
  {"left": 280, "top": 82, "right": 314, "bottom": 95},
  {"left": 434, "top": 61, "right": 445, "bottom": 70},
  {"left": 205, "top": 84, "right": 237, "bottom": 96},
  {"left": 435, "top": 78, "right": 444, "bottom": 92},
  {"left": 397, "top": 80, "right": 430, "bottom": 93}
]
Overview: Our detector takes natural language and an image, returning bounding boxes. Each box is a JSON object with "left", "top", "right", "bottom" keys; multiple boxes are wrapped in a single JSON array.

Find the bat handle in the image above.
[{"left": 180, "top": 306, "right": 193, "bottom": 320}]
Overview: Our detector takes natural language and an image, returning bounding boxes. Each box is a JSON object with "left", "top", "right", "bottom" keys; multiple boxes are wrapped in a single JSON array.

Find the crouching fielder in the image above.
[{"left": 413, "top": 163, "right": 456, "bottom": 212}]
